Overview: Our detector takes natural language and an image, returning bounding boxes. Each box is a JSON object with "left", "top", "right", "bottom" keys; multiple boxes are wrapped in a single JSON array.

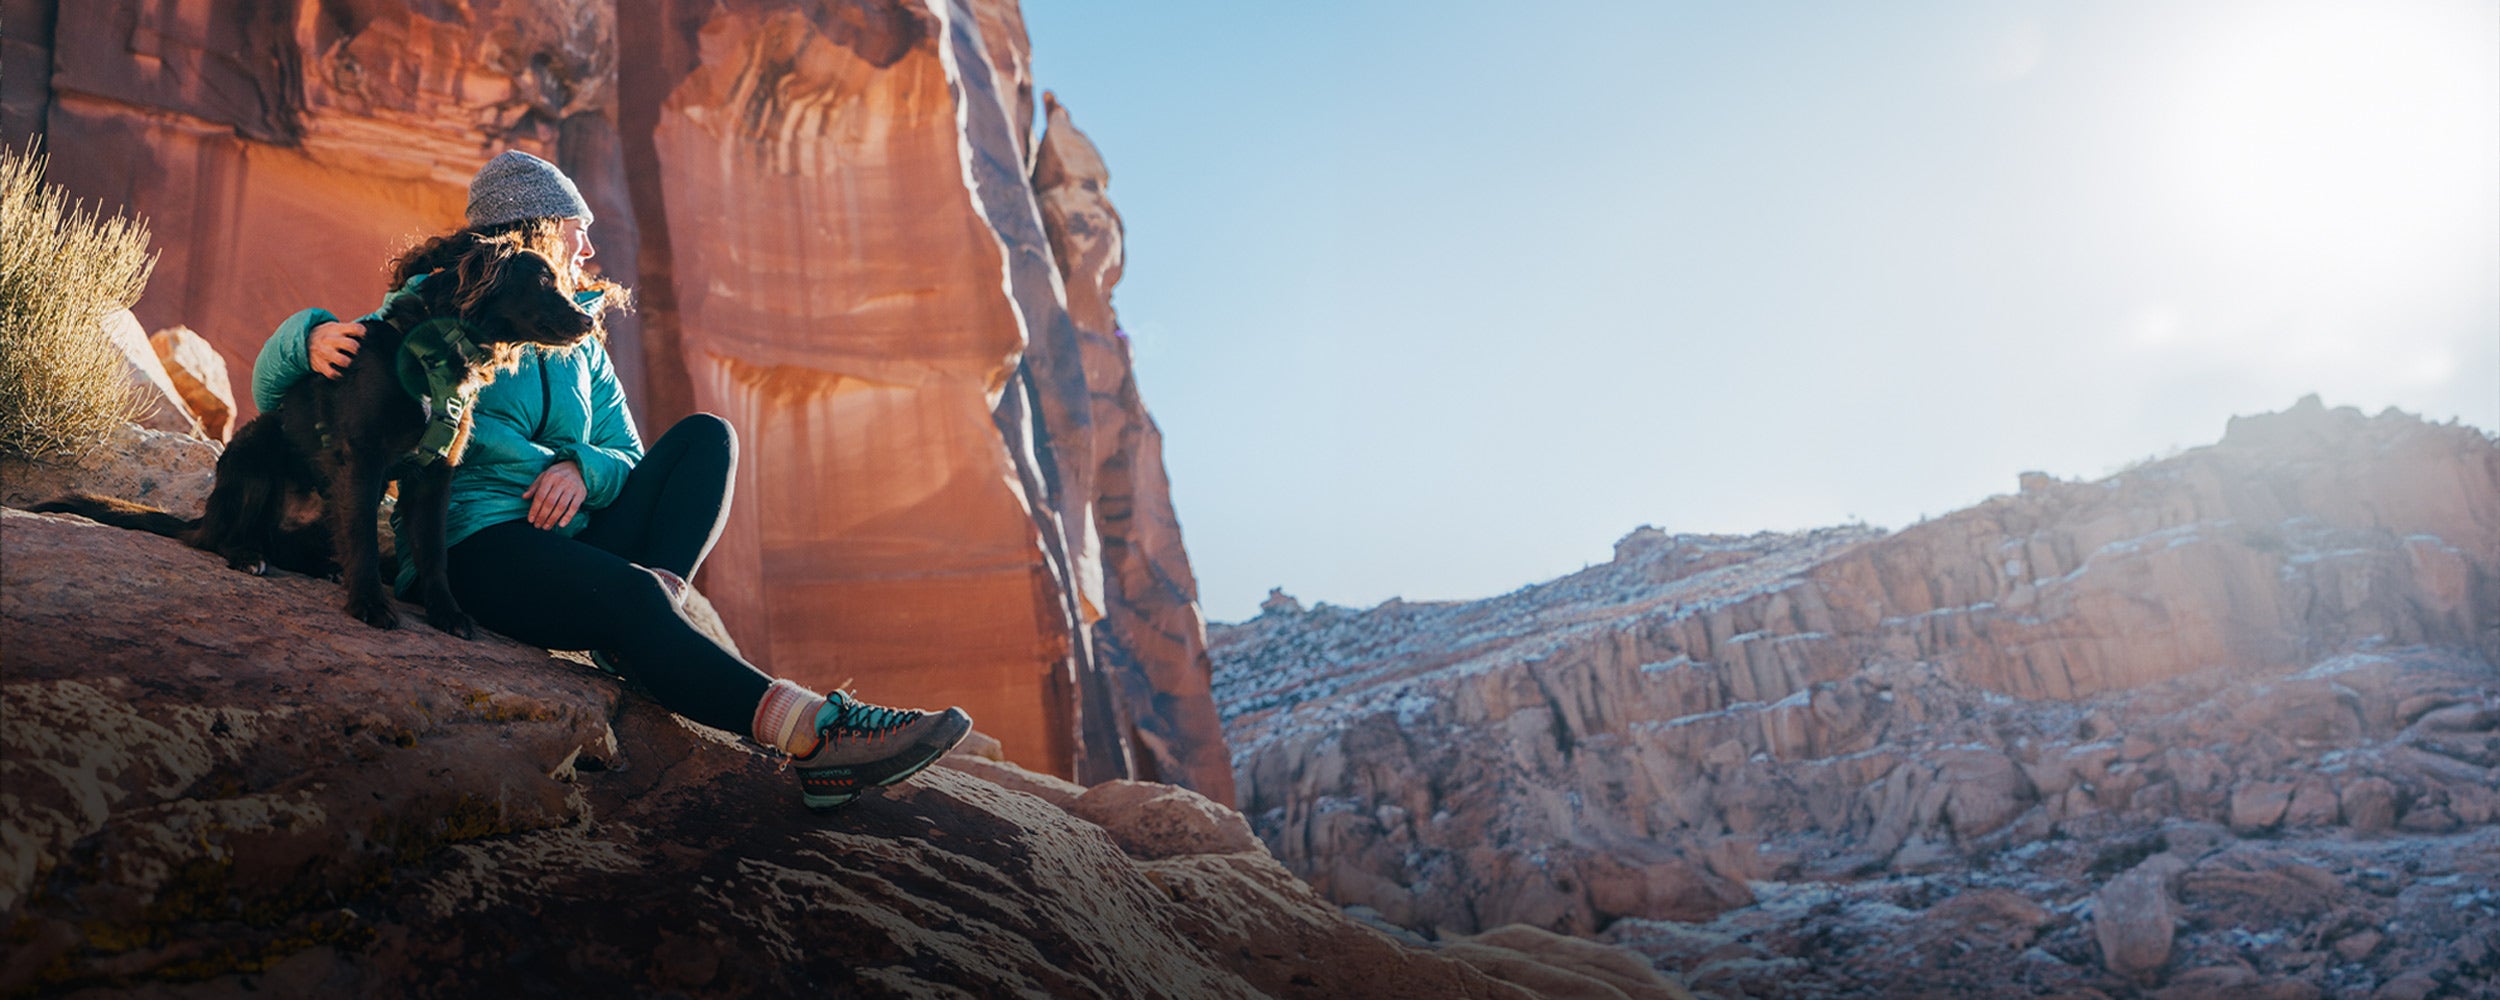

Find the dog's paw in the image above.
[
  {"left": 348, "top": 595, "right": 400, "bottom": 630},
  {"left": 224, "top": 551, "right": 270, "bottom": 575},
  {"left": 427, "top": 607, "right": 476, "bottom": 640}
]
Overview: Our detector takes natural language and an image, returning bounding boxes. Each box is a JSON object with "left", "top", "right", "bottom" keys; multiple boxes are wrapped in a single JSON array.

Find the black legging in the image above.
[{"left": 446, "top": 414, "right": 770, "bottom": 733}]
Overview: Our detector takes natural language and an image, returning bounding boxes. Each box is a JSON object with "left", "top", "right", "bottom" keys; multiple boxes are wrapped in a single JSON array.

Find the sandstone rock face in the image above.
[
  {"left": 150, "top": 325, "right": 235, "bottom": 441},
  {"left": 638, "top": 0, "right": 1085, "bottom": 771},
  {"left": 0, "top": 505, "right": 1548, "bottom": 998},
  {"left": 1216, "top": 400, "right": 2500, "bottom": 996},
  {"left": 1032, "top": 93, "right": 1238, "bottom": 801},
  {"left": 17, "top": 0, "right": 1232, "bottom": 792}
]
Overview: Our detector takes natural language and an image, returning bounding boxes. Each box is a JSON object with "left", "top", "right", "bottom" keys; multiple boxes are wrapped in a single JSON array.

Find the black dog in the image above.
[{"left": 38, "top": 243, "right": 593, "bottom": 637}]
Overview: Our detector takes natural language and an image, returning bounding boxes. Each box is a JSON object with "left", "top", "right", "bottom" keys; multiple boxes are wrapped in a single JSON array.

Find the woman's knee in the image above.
[
  {"left": 668, "top": 413, "right": 735, "bottom": 455},
  {"left": 607, "top": 561, "right": 682, "bottom": 610}
]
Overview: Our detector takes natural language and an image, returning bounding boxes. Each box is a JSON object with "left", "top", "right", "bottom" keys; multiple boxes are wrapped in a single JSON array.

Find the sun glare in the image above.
[{"left": 2164, "top": 2, "right": 2497, "bottom": 281}]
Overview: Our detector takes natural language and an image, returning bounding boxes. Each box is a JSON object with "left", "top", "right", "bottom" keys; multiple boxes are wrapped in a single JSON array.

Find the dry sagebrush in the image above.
[{"left": 0, "top": 141, "right": 158, "bottom": 458}]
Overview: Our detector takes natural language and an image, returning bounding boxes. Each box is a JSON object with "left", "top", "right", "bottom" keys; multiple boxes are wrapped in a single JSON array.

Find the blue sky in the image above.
[{"left": 1021, "top": 0, "right": 2500, "bottom": 622}]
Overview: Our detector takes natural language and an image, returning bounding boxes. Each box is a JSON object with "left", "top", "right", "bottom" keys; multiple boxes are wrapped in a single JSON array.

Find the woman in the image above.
[{"left": 254, "top": 150, "right": 970, "bottom": 811}]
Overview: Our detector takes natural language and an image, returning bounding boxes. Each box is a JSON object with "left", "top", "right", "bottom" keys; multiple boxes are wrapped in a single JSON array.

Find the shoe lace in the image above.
[{"left": 819, "top": 691, "right": 920, "bottom": 743}]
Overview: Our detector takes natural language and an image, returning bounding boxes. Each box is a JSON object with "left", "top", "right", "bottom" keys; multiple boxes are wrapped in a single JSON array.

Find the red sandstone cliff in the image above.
[
  {"left": 5, "top": 0, "right": 1228, "bottom": 790},
  {"left": 1032, "top": 93, "right": 1238, "bottom": 800},
  {"left": 1214, "top": 399, "right": 2500, "bottom": 997}
]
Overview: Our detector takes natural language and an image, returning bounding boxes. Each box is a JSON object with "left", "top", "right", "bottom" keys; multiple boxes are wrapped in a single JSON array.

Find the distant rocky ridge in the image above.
[
  {"left": 1213, "top": 398, "right": 2500, "bottom": 998},
  {"left": 7, "top": 0, "right": 1230, "bottom": 794}
]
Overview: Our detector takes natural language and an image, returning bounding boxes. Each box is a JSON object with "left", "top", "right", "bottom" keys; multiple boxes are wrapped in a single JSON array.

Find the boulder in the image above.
[
  {"left": 2339, "top": 777, "right": 2398, "bottom": 833},
  {"left": 2096, "top": 855, "right": 2188, "bottom": 981},
  {"left": 0, "top": 420, "right": 216, "bottom": 514},
  {"left": 1458, "top": 924, "right": 1697, "bottom": 1000},
  {"left": 103, "top": 307, "right": 199, "bottom": 436},
  {"left": 2281, "top": 777, "right": 2340, "bottom": 828},
  {"left": 1071, "top": 779, "right": 1262, "bottom": 860},
  {"left": 149, "top": 325, "right": 234, "bottom": 440},
  {"left": 2229, "top": 781, "right": 2296, "bottom": 832}
]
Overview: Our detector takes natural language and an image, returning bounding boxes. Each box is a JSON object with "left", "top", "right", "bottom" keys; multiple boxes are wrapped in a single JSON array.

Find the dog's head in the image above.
[{"left": 446, "top": 246, "right": 597, "bottom": 351}]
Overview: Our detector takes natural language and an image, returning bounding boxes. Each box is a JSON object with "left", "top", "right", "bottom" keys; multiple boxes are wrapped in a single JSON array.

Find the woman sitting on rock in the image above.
[{"left": 252, "top": 150, "right": 970, "bottom": 810}]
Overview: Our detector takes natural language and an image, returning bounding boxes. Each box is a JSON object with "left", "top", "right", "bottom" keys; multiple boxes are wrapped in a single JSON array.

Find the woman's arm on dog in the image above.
[
  {"left": 551, "top": 340, "right": 645, "bottom": 510},
  {"left": 253, "top": 309, "right": 340, "bottom": 413},
  {"left": 253, "top": 312, "right": 367, "bottom": 413},
  {"left": 307, "top": 322, "right": 365, "bottom": 377}
]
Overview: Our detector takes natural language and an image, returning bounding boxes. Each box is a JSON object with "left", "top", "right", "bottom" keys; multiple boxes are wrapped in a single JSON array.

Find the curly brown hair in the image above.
[{"left": 389, "top": 217, "right": 630, "bottom": 331}]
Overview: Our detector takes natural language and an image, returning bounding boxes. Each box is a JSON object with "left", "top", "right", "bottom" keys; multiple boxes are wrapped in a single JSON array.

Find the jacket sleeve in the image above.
[
  {"left": 251, "top": 308, "right": 338, "bottom": 414},
  {"left": 557, "top": 340, "right": 645, "bottom": 510}
]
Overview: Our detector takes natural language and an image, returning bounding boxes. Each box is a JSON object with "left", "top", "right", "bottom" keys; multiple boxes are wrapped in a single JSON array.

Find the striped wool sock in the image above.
[{"left": 751, "top": 678, "right": 825, "bottom": 756}]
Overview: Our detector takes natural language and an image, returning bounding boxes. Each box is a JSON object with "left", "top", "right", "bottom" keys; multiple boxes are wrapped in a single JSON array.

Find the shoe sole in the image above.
[{"left": 801, "top": 709, "right": 974, "bottom": 812}]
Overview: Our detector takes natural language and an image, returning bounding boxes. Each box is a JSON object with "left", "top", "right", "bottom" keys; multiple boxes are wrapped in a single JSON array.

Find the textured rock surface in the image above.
[
  {"left": 1033, "top": 93, "right": 1238, "bottom": 800},
  {"left": 149, "top": 325, "right": 234, "bottom": 441},
  {"left": 1215, "top": 400, "right": 2500, "bottom": 996},
  {"left": 14, "top": 0, "right": 1232, "bottom": 793},
  {"left": 1450, "top": 924, "right": 1697, "bottom": 1000},
  {"left": 0, "top": 505, "right": 1614, "bottom": 998},
  {"left": 0, "top": 420, "right": 216, "bottom": 516}
]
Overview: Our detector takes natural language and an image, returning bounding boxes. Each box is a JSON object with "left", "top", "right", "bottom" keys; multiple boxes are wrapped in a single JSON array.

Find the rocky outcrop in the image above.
[
  {"left": 0, "top": 421, "right": 216, "bottom": 516},
  {"left": 102, "top": 307, "right": 197, "bottom": 438},
  {"left": 1215, "top": 399, "right": 2500, "bottom": 996},
  {"left": 14, "top": 0, "right": 1230, "bottom": 792},
  {"left": 149, "top": 326, "right": 234, "bottom": 441},
  {"left": 1031, "top": 93, "right": 1237, "bottom": 800},
  {"left": 1599, "top": 825, "right": 2500, "bottom": 999},
  {"left": 1, "top": 504, "right": 1677, "bottom": 997}
]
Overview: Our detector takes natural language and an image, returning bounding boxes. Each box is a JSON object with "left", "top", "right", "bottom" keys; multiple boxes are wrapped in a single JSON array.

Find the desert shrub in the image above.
[{"left": 0, "top": 140, "right": 158, "bottom": 458}]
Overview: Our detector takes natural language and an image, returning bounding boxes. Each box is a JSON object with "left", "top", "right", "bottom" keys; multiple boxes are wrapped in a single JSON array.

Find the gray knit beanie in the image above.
[{"left": 466, "top": 150, "right": 592, "bottom": 228}]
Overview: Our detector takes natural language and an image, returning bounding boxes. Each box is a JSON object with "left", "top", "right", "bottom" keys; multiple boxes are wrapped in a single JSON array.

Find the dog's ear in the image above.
[{"left": 450, "top": 240, "right": 511, "bottom": 322}]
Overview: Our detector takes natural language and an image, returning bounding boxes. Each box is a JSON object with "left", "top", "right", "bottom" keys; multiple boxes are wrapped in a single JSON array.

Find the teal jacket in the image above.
[{"left": 254, "top": 275, "right": 643, "bottom": 591}]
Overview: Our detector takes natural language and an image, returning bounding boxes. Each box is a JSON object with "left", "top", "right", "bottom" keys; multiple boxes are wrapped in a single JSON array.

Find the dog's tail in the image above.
[{"left": 28, "top": 494, "right": 198, "bottom": 538}]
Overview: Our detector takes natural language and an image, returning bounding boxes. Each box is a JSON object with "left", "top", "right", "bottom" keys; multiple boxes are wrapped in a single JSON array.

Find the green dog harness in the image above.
[{"left": 392, "top": 315, "right": 496, "bottom": 465}]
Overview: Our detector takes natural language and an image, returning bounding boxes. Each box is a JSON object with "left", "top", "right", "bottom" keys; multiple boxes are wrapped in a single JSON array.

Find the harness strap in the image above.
[{"left": 392, "top": 314, "right": 495, "bottom": 465}]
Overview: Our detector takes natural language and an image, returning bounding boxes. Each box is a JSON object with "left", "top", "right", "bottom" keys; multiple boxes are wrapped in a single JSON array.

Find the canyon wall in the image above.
[
  {"left": 6, "top": 0, "right": 1228, "bottom": 788},
  {"left": 1215, "top": 399, "right": 2500, "bottom": 997}
]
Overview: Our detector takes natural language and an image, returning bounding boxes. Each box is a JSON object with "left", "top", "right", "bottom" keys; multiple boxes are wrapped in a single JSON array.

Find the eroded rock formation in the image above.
[
  {"left": 10, "top": 0, "right": 1230, "bottom": 790},
  {"left": 149, "top": 325, "right": 235, "bottom": 441},
  {"left": 636, "top": 0, "right": 1086, "bottom": 769},
  {"left": 1032, "top": 92, "right": 1238, "bottom": 801},
  {"left": 2, "top": 502, "right": 1694, "bottom": 997},
  {"left": 1215, "top": 399, "right": 2500, "bottom": 997}
]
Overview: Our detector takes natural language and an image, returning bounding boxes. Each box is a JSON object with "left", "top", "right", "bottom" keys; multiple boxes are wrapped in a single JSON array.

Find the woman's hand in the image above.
[
  {"left": 309, "top": 321, "right": 365, "bottom": 378},
  {"left": 523, "top": 459, "right": 588, "bottom": 529}
]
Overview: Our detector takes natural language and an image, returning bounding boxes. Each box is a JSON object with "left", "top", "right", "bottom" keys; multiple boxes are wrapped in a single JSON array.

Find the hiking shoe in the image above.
[{"left": 794, "top": 691, "right": 972, "bottom": 811}]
